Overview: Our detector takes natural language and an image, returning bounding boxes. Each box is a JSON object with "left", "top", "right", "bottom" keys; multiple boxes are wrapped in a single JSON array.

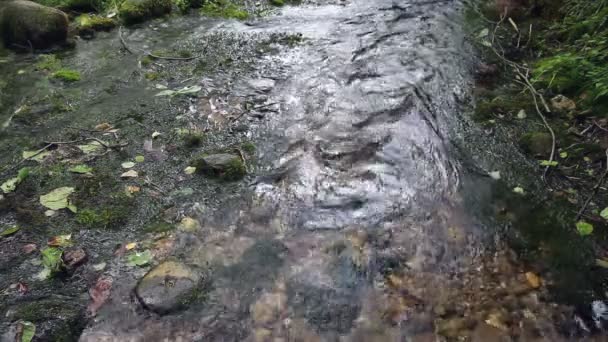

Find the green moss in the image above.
[
  {"left": 119, "top": 0, "right": 173, "bottom": 25},
  {"left": 143, "top": 221, "right": 175, "bottom": 233},
  {"left": 145, "top": 72, "right": 160, "bottom": 81},
  {"left": 36, "top": 54, "right": 61, "bottom": 71},
  {"left": 200, "top": 0, "right": 248, "bottom": 20},
  {"left": 12, "top": 299, "right": 84, "bottom": 341},
  {"left": 52, "top": 69, "right": 81, "bottom": 82},
  {"left": 191, "top": 153, "right": 246, "bottom": 181},
  {"left": 76, "top": 14, "right": 117, "bottom": 32},
  {"left": 141, "top": 55, "right": 153, "bottom": 66},
  {"left": 177, "top": 129, "right": 205, "bottom": 147},
  {"left": 519, "top": 131, "right": 553, "bottom": 157},
  {"left": 270, "top": 0, "right": 284, "bottom": 6},
  {"left": 240, "top": 142, "right": 256, "bottom": 154}
]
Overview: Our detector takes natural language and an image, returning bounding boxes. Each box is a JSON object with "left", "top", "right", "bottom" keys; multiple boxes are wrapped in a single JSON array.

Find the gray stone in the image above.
[{"left": 135, "top": 261, "right": 201, "bottom": 314}]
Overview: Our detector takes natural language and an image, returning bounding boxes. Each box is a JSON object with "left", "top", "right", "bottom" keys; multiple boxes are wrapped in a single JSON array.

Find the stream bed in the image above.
[{"left": 1, "top": 0, "right": 607, "bottom": 341}]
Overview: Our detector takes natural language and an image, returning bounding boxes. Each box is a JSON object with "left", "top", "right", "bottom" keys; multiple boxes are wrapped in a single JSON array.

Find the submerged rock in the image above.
[
  {"left": 135, "top": 261, "right": 202, "bottom": 314},
  {"left": 519, "top": 131, "right": 552, "bottom": 157},
  {"left": 191, "top": 153, "right": 246, "bottom": 181},
  {"left": 119, "top": 0, "right": 172, "bottom": 25},
  {"left": 0, "top": 0, "right": 69, "bottom": 50}
]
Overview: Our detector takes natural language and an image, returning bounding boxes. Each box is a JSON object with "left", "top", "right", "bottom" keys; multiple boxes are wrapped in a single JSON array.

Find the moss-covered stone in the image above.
[
  {"left": 0, "top": 0, "right": 69, "bottom": 50},
  {"left": 135, "top": 261, "right": 202, "bottom": 314},
  {"left": 270, "top": 0, "right": 284, "bottom": 6},
  {"left": 52, "top": 68, "right": 80, "bottom": 81},
  {"left": 519, "top": 131, "right": 553, "bottom": 157},
  {"left": 76, "top": 14, "right": 116, "bottom": 38},
  {"left": 10, "top": 299, "right": 85, "bottom": 341},
  {"left": 191, "top": 153, "right": 246, "bottom": 181},
  {"left": 200, "top": 0, "right": 248, "bottom": 20},
  {"left": 119, "top": 0, "right": 172, "bottom": 25}
]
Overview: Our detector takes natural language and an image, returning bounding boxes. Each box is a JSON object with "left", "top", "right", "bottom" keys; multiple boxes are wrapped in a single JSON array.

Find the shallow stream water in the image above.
[{"left": 1, "top": 0, "right": 607, "bottom": 341}]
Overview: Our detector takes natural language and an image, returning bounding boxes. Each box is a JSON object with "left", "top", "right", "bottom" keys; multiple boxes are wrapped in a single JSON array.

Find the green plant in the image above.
[
  {"left": 52, "top": 69, "right": 81, "bottom": 82},
  {"left": 201, "top": 0, "right": 248, "bottom": 20}
]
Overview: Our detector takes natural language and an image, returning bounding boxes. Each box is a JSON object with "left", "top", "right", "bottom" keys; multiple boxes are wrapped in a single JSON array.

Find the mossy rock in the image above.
[
  {"left": 135, "top": 261, "right": 203, "bottom": 314},
  {"left": 52, "top": 68, "right": 80, "bottom": 81},
  {"left": 519, "top": 132, "right": 553, "bottom": 157},
  {"left": 76, "top": 14, "right": 116, "bottom": 38},
  {"left": 0, "top": 0, "right": 69, "bottom": 50},
  {"left": 191, "top": 153, "right": 246, "bottom": 181},
  {"left": 119, "top": 0, "right": 172, "bottom": 25},
  {"left": 9, "top": 299, "right": 85, "bottom": 340},
  {"left": 200, "top": 0, "right": 248, "bottom": 20}
]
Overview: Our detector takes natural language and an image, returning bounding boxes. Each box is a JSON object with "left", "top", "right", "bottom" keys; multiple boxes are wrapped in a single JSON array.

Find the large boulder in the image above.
[
  {"left": 135, "top": 261, "right": 202, "bottom": 314},
  {"left": 0, "top": 0, "right": 69, "bottom": 50},
  {"left": 118, "top": 0, "right": 172, "bottom": 25}
]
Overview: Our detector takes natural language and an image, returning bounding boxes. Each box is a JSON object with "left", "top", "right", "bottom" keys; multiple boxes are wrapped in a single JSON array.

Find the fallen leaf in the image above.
[
  {"left": 68, "top": 164, "right": 93, "bottom": 174},
  {"left": 62, "top": 248, "right": 88, "bottom": 269},
  {"left": 576, "top": 221, "right": 593, "bottom": 236},
  {"left": 22, "top": 150, "right": 50, "bottom": 162},
  {"left": 525, "top": 272, "right": 541, "bottom": 289},
  {"left": 0, "top": 225, "right": 19, "bottom": 237},
  {"left": 120, "top": 170, "right": 138, "bottom": 178},
  {"left": 22, "top": 244, "right": 37, "bottom": 254},
  {"left": 184, "top": 166, "right": 196, "bottom": 175},
  {"left": 155, "top": 85, "right": 202, "bottom": 97},
  {"left": 88, "top": 275, "right": 113, "bottom": 316},
  {"left": 560, "top": 151, "right": 568, "bottom": 159},
  {"left": 40, "top": 187, "right": 76, "bottom": 211},
  {"left": 152, "top": 131, "right": 161, "bottom": 139},
  {"left": 1, "top": 178, "right": 20, "bottom": 193},
  {"left": 539, "top": 160, "right": 558, "bottom": 167},
  {"left": 94, "top": 122, "right": 113, "bottom": 131},
  {"left": 77, "top": 141, "right": 104, "bottom": 154},
  {"left": 16, "top": 321, "right": 36, "bottom": 342},
  {"left": 178, "top": 217, "right": 200, "bottom": 232},
  {"left": 92, "top": 262, "right": 106, "bottom": 271},
  {"left": 513, "top": 186, "right": 525, "bottom": 195},
  {"left": 17, "top": 281, "right": 28, "bottom": 295},
  {"left": 125, "top": 242, "right": 137, "bottom": 250},
  {"left": 601, "top": 207, "right": 608, "bottom": 220},
  {"left": 135, "top": 155, "right": 145, "bottom": 163},
  {"left": 489, "top": 171, "right": 501, "bottom": 180},
  {"left": 121, "top": 161, "right": 136, "bottom": 169},
  {"left": 125, "top": 185, "right": 141, "bottom": 195},
  {"left": 41, "top": 247, "right": 63, "bottom": 274},
  {"left": 126, "top": 250, "right": 152, "bottom": 267},
  {"left": 44, "top": 210, "right": 57, "bottom": 217},
  {"left": 516, "top": 109, "right": 527, "bottom": 119},
  {"left": 47, "top": 234, "right": 72, "bottom": 247}
]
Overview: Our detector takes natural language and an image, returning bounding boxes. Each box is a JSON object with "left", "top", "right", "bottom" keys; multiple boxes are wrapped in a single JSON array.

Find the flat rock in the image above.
[{"left": 135, "top": 261, "right": 201, "bottom": 314}]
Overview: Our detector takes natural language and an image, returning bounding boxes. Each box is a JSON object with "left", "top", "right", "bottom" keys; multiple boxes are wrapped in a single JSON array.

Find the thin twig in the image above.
[
  {"left": 576, "top": 149, "right": 608, "bottom": 221},
  {"left": 118, "top": 26, "right": 134, "bottom": 54}
]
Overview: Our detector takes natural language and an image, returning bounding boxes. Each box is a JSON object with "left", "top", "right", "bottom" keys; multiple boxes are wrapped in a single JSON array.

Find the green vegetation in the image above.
[
  {"left": 36, "top": 54, "right": 61, "bottom": 71},
  {"left": 201, "top": 0, "right": 248, "bottom": 20},
  {"left": 119, "top": 0, "right": 172, "bottom": 25},
  {"left": 52, "top": 69, "right": 81, "bottom": 82},
  {"left": 76, "top": 14, "right": 117, "bottom": 31},
  {"left": 270, "top": 0, "right": 284, "bottom": 6}
]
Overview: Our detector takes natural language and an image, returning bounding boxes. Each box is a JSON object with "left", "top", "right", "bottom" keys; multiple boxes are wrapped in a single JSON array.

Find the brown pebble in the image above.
[{"left": 62, "top": 248, "right": 88, "bottom": 269}]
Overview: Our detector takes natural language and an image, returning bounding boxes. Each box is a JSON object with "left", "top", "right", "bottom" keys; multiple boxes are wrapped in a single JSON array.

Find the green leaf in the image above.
[
  {"left": 539, "top": 160, "right": 558, "bottom": 167},
  {"left": 77, "top": 141, "right": 104, "bottom": 154},
  {"left": 513, "top": 186, "right": 525, "bottom": 195},
  {"left": 0, "top": 225, "right": 20, "bottom": 237},
  {"left": 135, "top": 155, "right": 145, "bottom": 163},
  {"left": 22, "top": 150, "right": 50, "bottom": 162},
  {"left": 601, "top": 207, "right": 608, "bottom": 220},
  {"left": 1, "top": 177, "right": 20, "bottom": 193},
  {"left": 39, "top": 187, "right": 75, "bottom": 211},
  {"left": 17, "top": 167, "right": 30, "bottom": 181},
  {"left": 41, "top": 247, "right": 63, "bottom": 272},
  {"left": 559, "top": 151, "right": 568, "bottom": 158},
  {"left": 19, "top": 321, "right": 36, "bottom": 342},
  {"left": 126, "top": 250, "right": 152, "bottom": 267},
  {"left": 121, "top": 161, "right": 136, "bottom": 169},
  {"left": 576, "top": 221, "right": 594, "bottom": 236},
  {"left": 68, "top": 164, "right": 93, "bottom": 174}
]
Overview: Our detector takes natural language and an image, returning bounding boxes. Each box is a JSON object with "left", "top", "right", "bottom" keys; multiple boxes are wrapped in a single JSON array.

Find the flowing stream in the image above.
[{"left": 1, "top": 0, "right": 606, "bottom": 341}]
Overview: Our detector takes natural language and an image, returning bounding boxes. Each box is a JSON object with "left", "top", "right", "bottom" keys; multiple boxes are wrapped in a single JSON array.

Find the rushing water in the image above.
[{"left": 1, "top": 0, "right": 606, "bottom": 341}]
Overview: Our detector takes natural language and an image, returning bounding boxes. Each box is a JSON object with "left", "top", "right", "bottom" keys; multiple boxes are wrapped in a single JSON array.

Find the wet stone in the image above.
[
  {"left": 192, "top": 153, "right": 246, "bottom": 181},
  {"left": 62, "top": 247, "right": 88, "bottom": 270},
  {"left": 135, "top": 261, "right": 202, "bottom": 314}
]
